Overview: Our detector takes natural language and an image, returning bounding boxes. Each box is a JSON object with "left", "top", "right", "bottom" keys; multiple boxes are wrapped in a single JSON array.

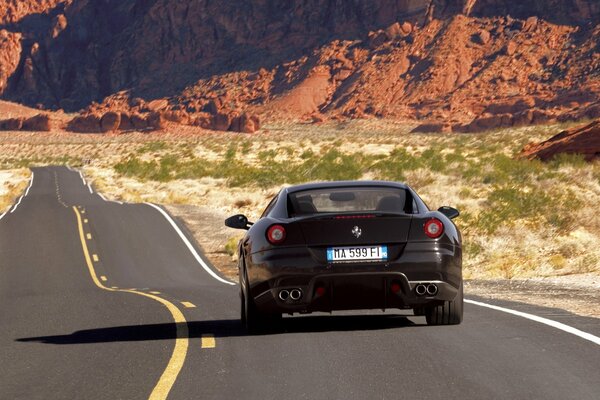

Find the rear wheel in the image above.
[
  {"left": 241, "top": 271, "right": 280, "bottom": 333},
  {"left": 425, "top": 283, "right": 463, "bottom": 325},
  {"left": 413, "top": 307, "right": 426, "bottom": 316},
  {"left": 240, "top": 290, "right": 247, "bottom": 325}
]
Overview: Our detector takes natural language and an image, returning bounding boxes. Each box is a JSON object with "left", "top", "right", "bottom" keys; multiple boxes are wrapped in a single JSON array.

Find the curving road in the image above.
[{"left": 1, "top": 166, "right": 599, "bottom": 400}]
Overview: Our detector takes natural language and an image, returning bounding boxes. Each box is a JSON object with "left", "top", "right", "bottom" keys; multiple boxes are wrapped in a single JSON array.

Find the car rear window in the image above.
[{"left": 288, "top": 187, "right": 414, "bottom": 216}]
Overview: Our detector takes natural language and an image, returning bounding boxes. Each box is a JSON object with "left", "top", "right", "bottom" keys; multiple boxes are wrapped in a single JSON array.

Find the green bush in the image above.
[{"left": 137, "top": 141, "right": 167, "bottom": 154}]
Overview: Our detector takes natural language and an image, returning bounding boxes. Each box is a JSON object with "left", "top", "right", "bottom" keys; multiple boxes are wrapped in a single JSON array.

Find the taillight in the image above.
[
  {"left": 424, "top": 218, "right": 444, "bottom": 238},
  {"left": 266, "top": 224, "right": 286, "bottom": 244}
]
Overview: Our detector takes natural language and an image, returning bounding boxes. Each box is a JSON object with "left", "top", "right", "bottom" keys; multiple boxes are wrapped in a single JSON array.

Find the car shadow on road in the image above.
[{"left": 16, "top": 314, "right": 425, "bottom": 344}]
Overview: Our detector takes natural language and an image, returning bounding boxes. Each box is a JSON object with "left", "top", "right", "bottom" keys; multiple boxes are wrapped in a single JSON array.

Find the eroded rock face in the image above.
[
  {"left": 99, "top": 111, "right": 120, "bottom": 133},
  {"left": 0, "top": 117, "right": 24, "bottom": 130},
  {"left": 22, "top": 114, "right": 52, "bottom": 131},
  {"left": 521, "top": 120, "right": 600, "bottom": 161},
  {"left": 0, "top": 114, "right": 52, "bottom": 131},
  {"left": 0, "top": 0, "right": 599, "bottom": 133},
  {"left": 67, "top": 114, "right": 101, "bottom": 133},
  {"left": 0, "top": 30, "right": 22, "bottom": 95},
  {"left": 0, "top": 0, "right": 68, "bottom": 25}
]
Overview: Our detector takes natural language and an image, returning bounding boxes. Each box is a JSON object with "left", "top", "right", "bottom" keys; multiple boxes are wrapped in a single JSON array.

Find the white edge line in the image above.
[
  {"left": 10, "top": 196, "right": 23, "bottom": 213},
  {"left": 145, "top": 202, "right": 235, "bottom": 286},
  {"left": 24, "top": 171, "right": 34, "bottom": 196},
  {"left": 76, "top": 169, "right": 121, "bottom": 204},
  {"left": 465, "top": 299, "right": 600, "bottom": 346},
  {"left": 9, "top": 172, "right": 34, "bottom": 214},
  {"left": 78, "top": 170, "right": 86, "bottom": 186},
  {"left": 0, "top": 212, "right": 6, "bottom": 221}
]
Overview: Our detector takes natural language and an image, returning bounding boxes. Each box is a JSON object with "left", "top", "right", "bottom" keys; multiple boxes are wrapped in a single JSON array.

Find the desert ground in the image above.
[{"left": 2, "top": 118, "right": 599, "bottom": 317}]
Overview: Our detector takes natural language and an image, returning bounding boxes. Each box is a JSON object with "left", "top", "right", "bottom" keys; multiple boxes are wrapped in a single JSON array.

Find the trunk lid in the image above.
[{"left": 297, "top": 214, "right": 412, "bottom": 246}]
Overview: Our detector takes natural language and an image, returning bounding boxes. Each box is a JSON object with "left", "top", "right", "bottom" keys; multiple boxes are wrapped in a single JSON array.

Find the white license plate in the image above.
[{"left": 327, "top": 245, "right": 388, "bottom": 262}]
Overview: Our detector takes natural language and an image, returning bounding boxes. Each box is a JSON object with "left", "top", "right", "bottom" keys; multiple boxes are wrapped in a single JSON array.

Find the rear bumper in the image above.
[
  {"left": 254, "top": 272, "right": 459, "bottom": 313},
  {"left": 246, "top": 241, "right": 462, "bottom": 314}
]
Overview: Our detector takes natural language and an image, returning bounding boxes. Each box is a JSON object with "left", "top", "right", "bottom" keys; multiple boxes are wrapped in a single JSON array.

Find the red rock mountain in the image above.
[{"left": 0, "top": 0, "right": 599, "bottom": 131}]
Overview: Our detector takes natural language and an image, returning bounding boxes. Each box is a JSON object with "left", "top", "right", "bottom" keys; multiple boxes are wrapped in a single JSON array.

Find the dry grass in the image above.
[
  {"left": 0, "top": 169, "right": 31, "bottom": 213},
  {"left": 1, "top": 119, "right": 599, "bottom": 280}
]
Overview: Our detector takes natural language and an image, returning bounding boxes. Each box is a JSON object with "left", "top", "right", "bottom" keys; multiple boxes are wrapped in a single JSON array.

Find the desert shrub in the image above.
[
  {"left": 300, "top": 149, "right": 315, "bottom": 159},
  {"left": 137, "top": 141, "right": 167, "bottom": 154},
  {"left": 224, "top": 236, "right": 241, "bottom": 257},
  {"left": 301, "top": 149, "right": 368, "bottom": 181},
  {"left": 476, "top": 186, "right": 552, "bottom": 233},
  {"left": 114, "top": 154, "right": 189, "bottom": 181},
  {"left": 462, "top": 154, "right": 547, "bottom": 185},
  {"left": 420, "top": 148, "right": 448, "bottom": 172},
  {"left": 240, "top": 140, "right": 252, "bottom": 155},
  {"left": 372, "top": 148, "right": 422, "bottom": 181},
  {"left": 548, "top": 153, "right": 588, "bottom": 169},
  {"left": 172, "top": 158, "right": 211, "bottom": 180}
]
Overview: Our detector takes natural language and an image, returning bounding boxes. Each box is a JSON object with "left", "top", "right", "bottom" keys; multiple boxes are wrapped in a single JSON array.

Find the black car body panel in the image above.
[{"left": 229, "top": 181, "right": 462, "bottom": 317}]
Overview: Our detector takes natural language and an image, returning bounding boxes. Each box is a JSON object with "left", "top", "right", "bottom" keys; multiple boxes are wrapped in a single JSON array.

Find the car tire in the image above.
[
  {"left": 241, "top": 270, "right": 282, "bottom": 333},
  {"left": 425, "top": 282, "right": 463, "bottom": 325},
  {"left": 413, "top": 306, "right": 426, "bottom": 316},
  {"left": 241, "top": 270, "right": 260, "bottom": 332},
  {"left": 240, "top": 290, "right": 247, "bottom": 325}
]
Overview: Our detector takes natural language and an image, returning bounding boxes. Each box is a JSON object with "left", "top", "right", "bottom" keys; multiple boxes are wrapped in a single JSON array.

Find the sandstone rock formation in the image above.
[
  {"left": 0, "top": 117, "right": 23, "bottom": 130},
  {"left": 521, "top": 120, "right": 600, "bottom": 161},
  {"left": 0, "top": 0, "right": 599, "bottom": 133},
  {"left": 66, "top": 109, "right": 169, "bottom": 133},
  {"left": 22, "top": 114, "right": 52, "bottom": 131},
  {"left": 0, "top": 30, "right": 22, "bottom": 96},
  {"left": 0, "top": 113, "right": 52, "bottom": 131},
  {"left": 99, "top": 112, "right": 120, "bottom": 133}
]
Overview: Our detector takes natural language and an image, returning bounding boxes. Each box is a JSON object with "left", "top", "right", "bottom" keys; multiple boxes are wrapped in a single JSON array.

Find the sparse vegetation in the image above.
[
  {"left": 1, "top": 120, "right": 599, "bottom": 279},
  {"left": 0, "top": 169, "right": 31, "bottom": 213},
  {"left": 224, "top": 235, "right": 243, "bottom": 259}
]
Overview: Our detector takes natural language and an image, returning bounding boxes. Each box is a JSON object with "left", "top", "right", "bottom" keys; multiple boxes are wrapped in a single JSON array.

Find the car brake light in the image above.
[
  {"left": 334, "top": 214, "right": 376, "bottom": 219},
  {"left": 424, "top": 218, "right": 444, "bottom": 238},
  {"left": 267, "top": 224, "right": 286, "bottom": 244}
]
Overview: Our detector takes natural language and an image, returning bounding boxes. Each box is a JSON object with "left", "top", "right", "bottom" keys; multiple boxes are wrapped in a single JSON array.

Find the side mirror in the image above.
[
  {"left": 225, "top": 214, "right": 253, "bottom": 230},
  {"left": 438, "top": 206, "right": 460, "bottom": 219}
]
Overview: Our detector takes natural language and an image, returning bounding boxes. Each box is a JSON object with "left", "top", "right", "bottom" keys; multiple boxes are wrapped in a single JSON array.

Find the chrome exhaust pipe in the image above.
[
  {"left": 290, "top": 289, "right": 302, "bottom": 301},
  {"left": 426, "top": 284, "right": 438, "bottom": 296},
  {"left": 415, "top": 284, "right": 427, "bottom": 296},
  {"left": 278, "top": 290, "right": 290, "bottom": 301}
]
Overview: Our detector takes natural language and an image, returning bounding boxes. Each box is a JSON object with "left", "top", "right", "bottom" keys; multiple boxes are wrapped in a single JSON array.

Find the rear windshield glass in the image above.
[{"left": 288, "top": 187, "right": 413, "bottom": 216}]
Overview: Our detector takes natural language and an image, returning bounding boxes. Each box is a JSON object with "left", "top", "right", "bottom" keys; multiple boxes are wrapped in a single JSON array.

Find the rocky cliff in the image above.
[{"left": 0, "top": 0, "right": 599, "bottom": 131}]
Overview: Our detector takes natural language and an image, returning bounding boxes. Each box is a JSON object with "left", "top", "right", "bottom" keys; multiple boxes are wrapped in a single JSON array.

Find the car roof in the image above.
[{"left": 284, "top": 180, "right": 409, "bottom": 194}]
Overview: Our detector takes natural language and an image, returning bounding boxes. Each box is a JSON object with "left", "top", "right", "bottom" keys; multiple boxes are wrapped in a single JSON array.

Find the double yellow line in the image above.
[{"left": 73, "top": 206, "right": 189, "bottom": 400}]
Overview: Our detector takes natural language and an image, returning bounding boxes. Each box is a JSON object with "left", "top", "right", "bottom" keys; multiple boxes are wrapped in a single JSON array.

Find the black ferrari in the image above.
[{"left": 225, "top": 181, "right": 462, "bottom": 331}]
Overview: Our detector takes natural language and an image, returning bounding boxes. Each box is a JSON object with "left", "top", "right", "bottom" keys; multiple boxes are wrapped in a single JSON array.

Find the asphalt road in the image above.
[{"left": 1, "top": 166, "right": 599, "bottom": 400}]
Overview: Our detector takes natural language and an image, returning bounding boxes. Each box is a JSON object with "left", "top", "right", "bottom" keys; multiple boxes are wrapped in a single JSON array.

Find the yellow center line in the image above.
[
  {"left": 92, "top": 254, "right": 99, "bottom": 262},
  {"left": 100, "top": 275, "right": 107, "bottom": 282},
  {"left": 86, "top": 233, "right": 92, "bottom": 240},
  {"left": 84, "top": 218, "right": 88, "bottom": 223},
  {"left": 201, "top": 334, "right": 216, "bottom": 349},
  {"left": 181, "top": 302, "right": 196, "bottom": 308},
  {"left": 150, "top": 291, "right": 161, "bottom": 295},
  {"left": 72, "top": 206, "right": 189, "bottom": 400}
]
